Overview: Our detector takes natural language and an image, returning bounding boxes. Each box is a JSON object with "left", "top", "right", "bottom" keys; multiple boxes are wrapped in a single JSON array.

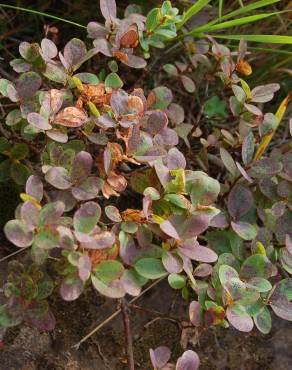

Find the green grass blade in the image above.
[
  {"left": 182, "top": 0, "right": 281, "bottom": 35},
  {"left": 185, "top": 12, "right": 280, "bottom": 36},
  {"left": 222, "top": 0, "right": 281, "bottom": 20},
  {"left": 219, "top": 0, "right": 224, "bottom": 19},
  {"left": 210, "top": 34, "right": 292, "bottom": 44},
  {"left": 207, "top": 12, "right": 279, "bottom": 32},
  {"left": 0, "top": 3, "right": 86, "bottom": 29},
  {"left": 177, "top": 0, "right": 211, "bottom": 29},
  {"left": 228, "top": 45, "right": 292, "bottom": 55}
]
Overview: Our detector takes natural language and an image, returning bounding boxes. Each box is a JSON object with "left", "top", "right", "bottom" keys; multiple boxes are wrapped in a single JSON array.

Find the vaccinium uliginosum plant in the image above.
[{"left": 0, "top": 1, "right": 291, "bottom": 364}]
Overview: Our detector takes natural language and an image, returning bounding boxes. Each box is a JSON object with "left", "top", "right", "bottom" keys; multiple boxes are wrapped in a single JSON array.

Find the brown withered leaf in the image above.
[
  {"left": 89, "top": 245, "right": 119, "bottom": 267},
  {"left": 235, "top": 59, "right": 252, "bottom": 76},
  {"left": 54, "top": 106, "right": 88, "bottom": 127},
  {"left": 120, "top": 25, "right": 139, "bottom": 48},
  {"left": 107, "top": 142, "right": 124, "bottom": 167},
  {"left": 113, "top": 50, "right": 129, "bottom": 63},
  {"left": 180, "top": 325, "right": 200, "bottom": 350},
  {"left": 106, "top": 142, "right": 139, "bottom": 170},
  {"left": 146, "top": 91, "right": 157, "bottom": 108},
  {"left": 127, "top": 95, "right": 144, "bottom": 115},
  {"left": 48, "top": 89, "right": 63, "bottom": 114},
  {"left": 107, "top": 172, "right": 127, "bottom": 192},
  {"left": 122, "top": 209, "right": 145, "bottom": 223},
  {"left": 81, "top": 83, "right": 111, "bottom": 106},
  {"left": 102, "top": 181, "right": 119, "bottom": 199}
]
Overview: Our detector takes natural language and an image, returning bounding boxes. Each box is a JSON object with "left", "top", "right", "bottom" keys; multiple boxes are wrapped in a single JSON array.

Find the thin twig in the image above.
[
  {"left": 96, "top": 342, "right": 111, "bottom": 370},
  {"left": 130, "top": 304, "right": 183, "bottom": 326},
  {"left": 0, "top": 246, "right": 30, "bottom": 263},
  {"left": 72, "top": 277, "right": 165, "bottom": 349},
  {"left": 121, "top": 299, "right": 135, "bottom": 370},
  {"left": 144, "top": 316, "right": 180, "bottom": 329}
]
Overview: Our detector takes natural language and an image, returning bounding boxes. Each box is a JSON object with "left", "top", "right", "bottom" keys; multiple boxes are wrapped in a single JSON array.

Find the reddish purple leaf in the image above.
[
  {"left": 20, "top": 201, "right": 39, "bottom": 231},
  {"left": 16, "top": 72, "right": 42, "bottom": 100},
  {"left": 162, "top": 251, "right": 183, "bottom": 273},
  {"left": 182, "top": 214, "right": 210, "bottom": 239},
  {"left": 189, "top": 301, "right": 202, "bottom": 327},
  {"left": 150, "top": 346, "right": 171, "bottom": 369},
  {"left": 45, "top": 167, "right": 71, "bottom": 190},
  {"left": 145, "top": 111, "right": 168, "bottom": 135},
  {"left": 27, "top": 112, "right": 51, "bottom": 130},
  {"left": 41, "top": 38, "right": 58, "bottom": 60},
  {"left": 176, "top": 350, "right": 200, "bottom": 370},
  {"left": 4, "top": 220, "right": 33, "bottom": 248},
  {"left": 160, "top": 219, "right": 181, "bottom": 240},
  {"left": 167, "top": 148, "right": 186, "bottom": 170},
  {"left": 194, "top": 263, "right": 213, "bottom": 277},
  {"left": 63, "top": 38, "right": 86, "bottom": 70},
  {"left": 180, "top": 240, "right": 217, "bottom": 263},
  {"left": 60, "top": 278, "right": 84, "bottom": 301},
  {"left": 72, "top": 177, "right": 102, "bottom": 201},
  {"left": 71, "top": 151, "right": 93, "bottom": 181},
  {"left": 78, "top": 255, "right": 92, "bottom": 282},
  {"left": 100, "top": 0, "right": 117, "bottom": 21},
  {"left": 228, "top": 184, "right": 254, "bottom": 220},
  {"left": 87, "top": 22, "right": 108, "bottom": 39},
  {"left": 26, "top": 175, "right": 43, "bottom": 201},
  {"left": 226, "top": 305, "right": 254, "bottom": 332},
  {"left": 28, "top": 308, "right": 56, "bottom": 332}
]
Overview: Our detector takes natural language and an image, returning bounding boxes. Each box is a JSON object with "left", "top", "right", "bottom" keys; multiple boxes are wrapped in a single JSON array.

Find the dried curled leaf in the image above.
[{"left": 54, "top": 107, "right": 88, "bottom": 127}]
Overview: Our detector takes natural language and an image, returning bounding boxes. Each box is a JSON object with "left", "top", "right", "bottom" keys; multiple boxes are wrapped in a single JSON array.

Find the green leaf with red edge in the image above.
[
  {"left": 240, "top": 254, "right": 273, "bottom": 279},
  {"left": 33, "top": 229, "right": 59, "bottom": 250},
  {"left": 45, "top": 167, "right": 71, "bottom": 190},
  {"left": 38, "top": 201, "right": 65, "bottom": 226},
  {"left": 148, "top": 86, "right": 173, "bottom": 110},
  {"left": 135, "top": 258, "right": 167, "bottom": 279},
  {"left": 4, "top": 219, "right": 34, "bottom": 248},
  {"left": 73, "top": 201, "right": 101, "bottom": 234},
  {"left": 71, "top": 151, "right": 93, "bottom": 182},
  {"left": 181, "top": 75, "right": 196, "bottom": 93},
  {"left": 270, "top": 278, "right": 292, "bottom": 321},
  {"left": 187, "top": 171, "right": 220, "bottom": 207},
  {"left": 93, "top": 260, "right": 124, "bottom": 284},
  {"left": 91, "top": 276, "right": 125, "bottom": 298},
  {"left": 226, "top": 304, "right": 254, "bottom": 332},
  {"left": 231, "top": 221, "right": 257, "bottom": 240},
  {"left": 253, "top": 306, "right": 272, "bottom": 334},
  {"left": 105, "top": 205, "right": 122, "bottom": 222},
  {"left": 219, "top": 265, "right": 239, "bottom": 285}
]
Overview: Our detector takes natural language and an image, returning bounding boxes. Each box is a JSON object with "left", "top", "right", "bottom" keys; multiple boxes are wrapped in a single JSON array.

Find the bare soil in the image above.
[{"left": 1, "top": 245, "right": 292, "bottom": 370}]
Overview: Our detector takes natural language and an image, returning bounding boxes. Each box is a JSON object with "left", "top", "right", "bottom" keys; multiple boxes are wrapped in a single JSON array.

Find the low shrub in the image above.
[{"left": 0, "top": 1, "right": 291, "bottom": 368}]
